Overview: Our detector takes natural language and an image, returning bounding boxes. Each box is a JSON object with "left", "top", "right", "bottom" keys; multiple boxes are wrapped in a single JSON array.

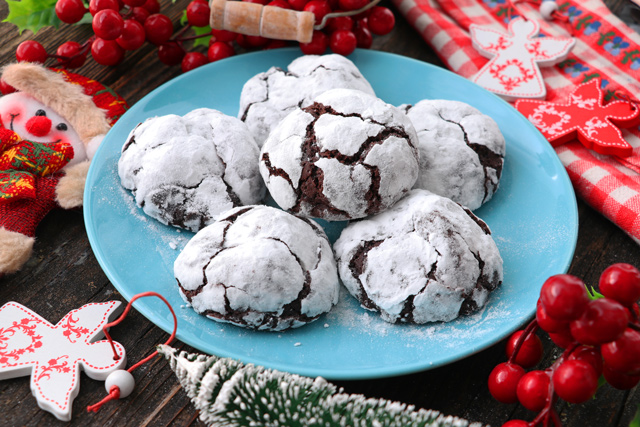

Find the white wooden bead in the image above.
[
  {"left": 105, "top": 370, "right": 135, "bottom": 398},
  {"left": 540, "top": 1, "right": 559, "bottom": 20}
]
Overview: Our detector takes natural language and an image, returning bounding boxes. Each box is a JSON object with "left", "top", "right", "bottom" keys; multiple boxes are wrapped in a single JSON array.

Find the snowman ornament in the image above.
[{"left": 0, "top": 63, "right": 126, "bottom": 275}]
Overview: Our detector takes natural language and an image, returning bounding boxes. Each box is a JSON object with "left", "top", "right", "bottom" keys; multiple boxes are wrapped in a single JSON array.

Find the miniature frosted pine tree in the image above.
[{"left": 157, "top": 345, "right": 481, "bottom": 427}]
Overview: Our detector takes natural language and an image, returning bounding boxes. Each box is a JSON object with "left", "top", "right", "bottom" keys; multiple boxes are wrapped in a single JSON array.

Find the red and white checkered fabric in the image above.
[{"left": 392, "top": 0, "right": 640, "bottom": 243}]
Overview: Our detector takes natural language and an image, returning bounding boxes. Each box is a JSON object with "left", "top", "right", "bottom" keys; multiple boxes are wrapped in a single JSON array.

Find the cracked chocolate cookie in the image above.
[
  {"left": 259, "top": 88, "right": 420, "bottom": 221},
  {"left": 333, "top": 189, "right": 503, "bottom": 324},
  {"left": 174, "top": 205, "right": 340, "bottom": 331},
  {"left": 118, "top": 108, "right": 265, "bottom": 232},
  {"left": 239, "top": 54, "right": 375, "bottom": 147},
  {"left": 401, "top": 100, "right": 506, "bottom": 211}
]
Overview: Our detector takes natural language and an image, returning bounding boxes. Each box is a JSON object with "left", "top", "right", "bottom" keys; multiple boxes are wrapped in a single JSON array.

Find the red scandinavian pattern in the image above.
[
  {"left": 470, "top": 17, "right": 575, "bottom": 100},
  {"left": 0, "top": 128, "right": 73, "bottom": 202},
  {"left": 0, "top": 301, "right": 126, "bottom": 421},
  {"left": 392, "top": 0, "right": 640, "bottom": 244},
  {"left": 516, "top": 78, "right": 640, "bottom": 157}
]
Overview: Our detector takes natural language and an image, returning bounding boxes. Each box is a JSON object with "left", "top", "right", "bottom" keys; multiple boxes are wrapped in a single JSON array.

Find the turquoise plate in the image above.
[{"left": 84, "top": 48, "right": 578, "bottom": 380}]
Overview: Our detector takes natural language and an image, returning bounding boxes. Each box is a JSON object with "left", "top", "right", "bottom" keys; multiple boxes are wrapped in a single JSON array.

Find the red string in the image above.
[
  {"left": 614, "top": 90, "right": 640, "bottom": 111},
  {"left": 86, "top": 292, "right": 178, "bottom": 413},
  {"left": 506, "top": 0, "right": 574, "bottom": 36},
  {"left": 550, "top": 9, "right": 574, "bottom": 36}
]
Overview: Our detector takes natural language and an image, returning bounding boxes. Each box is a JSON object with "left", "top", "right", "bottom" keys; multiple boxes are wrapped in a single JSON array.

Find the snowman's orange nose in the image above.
[{"left": 25, "top": 115, "right": 52, "bottom": 137}]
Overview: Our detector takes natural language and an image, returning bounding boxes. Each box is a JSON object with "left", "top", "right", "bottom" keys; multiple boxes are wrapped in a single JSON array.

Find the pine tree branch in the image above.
[{"left": 157, "top": 345, "right": 484, "bottom": 427}]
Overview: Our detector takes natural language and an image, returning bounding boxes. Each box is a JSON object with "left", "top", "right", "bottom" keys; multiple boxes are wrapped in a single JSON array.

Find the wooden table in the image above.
[{"left": 1, "top": 0, "right": 639, "bottom": 425}]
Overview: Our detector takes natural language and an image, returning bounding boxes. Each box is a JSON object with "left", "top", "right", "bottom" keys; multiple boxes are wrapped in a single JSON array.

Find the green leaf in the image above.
[
  {"left": 75, "top": 11, "right": 92, "bottom": 25},
  {"left": 586, "top": 285, "right": 605, "bottom": 300},
  {"left": 3, "top": 0, "right": 61, "bottom": 34},
  {"left": 631, "top": 405, "right": 640, "bottom": 427},
  {"left": 191, "top": 25, "right": 212, "bottom": 48}
]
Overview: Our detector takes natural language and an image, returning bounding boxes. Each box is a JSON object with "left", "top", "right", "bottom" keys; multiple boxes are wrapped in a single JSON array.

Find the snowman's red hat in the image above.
[{"left": 0, "top": 62, "right": 113, "bottom": 147}]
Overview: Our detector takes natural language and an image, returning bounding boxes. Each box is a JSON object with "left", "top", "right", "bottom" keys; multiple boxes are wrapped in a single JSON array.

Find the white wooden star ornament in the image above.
[
  {"left": 0, "top": 301, "right": 126, "bottom": 421},
  {"left": 470, "top": 16, "right": 575, "bottom": 101}
]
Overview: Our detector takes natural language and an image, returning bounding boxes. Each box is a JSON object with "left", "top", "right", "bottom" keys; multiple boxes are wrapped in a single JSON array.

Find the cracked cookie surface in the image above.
[
  {"left": 333, "top": 189, "right": 503, "bottom": 324},
  {"left": 239, "top": 54, "right": 375, "bottom": 147},
  {"left": 118, "top": 108, "right": 265, "bottom": 232},
  {"left": 259, "top": 88, "right": 420, "bottom": 221},
  {"left": 402, "top": 100, "right": 505, "bottom": 211},
  {"left": 174, "top": 205, "right": 340, "bottom": 331}
]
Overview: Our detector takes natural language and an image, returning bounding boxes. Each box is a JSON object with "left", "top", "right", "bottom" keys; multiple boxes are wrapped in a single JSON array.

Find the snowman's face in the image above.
[{"left": 0, "top": 92, "right": 87, "bottom": 167}]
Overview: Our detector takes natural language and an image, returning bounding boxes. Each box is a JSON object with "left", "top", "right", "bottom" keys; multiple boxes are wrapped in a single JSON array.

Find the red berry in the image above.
[
  {"left": 16, "top": 41, "right": 48, "bottom": 63},
  {"left": 569, "top": 298, "right": 628, "bottom": 345},
  {"left": 326, "top": 15, "right": 353, "bottom": 32},
  {"left": 186, "top": 0, "right": 211, "bottom": 27},
  {"left": 89, "top": 0, "right": 120, "bottom": 15},
  {"left": 235, "top": 34, "right": 252, "bottom": 49},
  {"left": 329, "top": 29, "right": 356, "bottom": 56},
  {"left": 56, "top": 41, "right": 87, "bottom": 68},
  {"left": 539, "top": 274, "right": 589, "bottom": 321},
  {"left": 502, "top": 421, "right": 529, "bottom": 427},
  {"left": 144, "top": 13, "right": 173, "bottom": 45},
  {"left": 488, "top": 362, "right": 525, "bottom": 404},
  {"left": 505, "top": 330, "right": 544, "bottom": 368},
  {"left": 367, "top": 6, "right": 395, "bottom": 35},
  {"left": 91, "top": 38, "right": 125, "bottom": 65},
  {"left": 552, "top": 359, "right": 598, "bottom": 403},
  {"left": 548, "top": 328, "right": 575, "bottom": 349},
  {"left": 116, "top": 19, "right": 146, "bottom": 50},
  {"left": 354, "top": 20, "right": 372, "bottom": 48},
  {"left": 601, "top": 328, "right": 640, "bottom": 375},
  {"left": 287, "top": 0, "right": 308, "bottom": 10},
  {"left": 300, "top": 30, "right": 328, "bottom": 54},
  {"left": 132, "top": 6, "right": 150, "bottom": 23},
  {"left": 210, "top": 28, "right": 237, "bottom": 43},
  {"left": 142, "top": 0, "right": 160, "bottom": 13},
  {"left": 55, "top": 0, "right": 87, "bottom": 24},
  {"left": 157, "top": 42, "right": 185, "bottom": 66},
  {"left": 93, "top": 9, "right": 124, "bottom": 40},
  {"left": 244, "top": 35, "right": 269, "bottom": 47},
  {"left": 122, "top": 0, "right": 146, "bottom": 7},
  {"left": 268, "top": 0, "right": 291, "bottom": 8},
  {"left": 338, "top": 0, "right": 367, "bottom": 11},
  {"left": 303, "top": 0, "right": 331, "bottom": 24},
  {"left": 536, "top": 301, "right": 569, "bottom": 333},
  {"left": 603, "top": 363, "right": 640, "bottom": 390},
  {"left": 568, "top": 345, "right": 603, "bottom": 376},
  {"left": 516, "top": 370, "right": 550, "bottom": 412},
  {"left": 264, "top": 39, "right": 288, "bottom": 49},
  {"left": 599, "top": 263, "right": 640, "bottom": 307},
  {"left": 0, "top": 80, "right": 17, "bottom": 95},
  {"left": 207, "top": 41, "right": 235, "bottom": 62},
  {"left": 181, "top": 51, "right": 208, "bottom": 73},
  {"left": 244, "top": 0, "right": 269, "bottom": 4}
]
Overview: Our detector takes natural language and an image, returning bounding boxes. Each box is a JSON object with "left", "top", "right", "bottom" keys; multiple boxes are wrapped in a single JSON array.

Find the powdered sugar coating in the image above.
[
  {"left": 118, "top": 108, "right": 265, "bottom": 232},
  {"left": 402, "top": 100, "right": 505, "bottom": 210},
  {"left": 239, "top": 54, "right": 375, "bottom": 146},
  {"left": 260, "top": 88, "right": 420, "bottom": 221},
  {"left": 334, "top": 189, "right": 503, "bottom": 324},
  {"left": 174, "top": 205, "right": 340, "bottom": 331}
]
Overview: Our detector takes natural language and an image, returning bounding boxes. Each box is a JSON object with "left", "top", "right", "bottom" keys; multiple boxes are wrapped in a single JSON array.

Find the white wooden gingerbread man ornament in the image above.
[
  {"left": 0, "top": 301, "right": 126, "bottom": 421},
  {"left": 470, "top": 17, "right": 575, "bottom": 101}
]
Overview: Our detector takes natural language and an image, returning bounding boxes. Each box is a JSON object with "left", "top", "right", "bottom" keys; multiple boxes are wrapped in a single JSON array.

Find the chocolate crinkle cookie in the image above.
[
  {"left": 259, "top": 88, "right": 420, "bottom": 221},
  {"left": 118, "top": 108, "right": 265, "bottom": 232},
  {"left": 174, "top": 205, "right": 340, "bottom": 331},
  {"left": 333, "top": 189, "right": 503, "bottom": 324},
  {"left": 401, "top": 100, "right": 506, "bottom": 211},
  {"left": 239, "top": 54, "right": 375, "bottom": 147}
]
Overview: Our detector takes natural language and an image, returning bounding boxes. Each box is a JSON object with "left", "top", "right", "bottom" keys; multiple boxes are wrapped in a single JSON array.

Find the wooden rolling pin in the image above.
[{"left": 209, "top": 0, "right": 316, "bottom": 43}]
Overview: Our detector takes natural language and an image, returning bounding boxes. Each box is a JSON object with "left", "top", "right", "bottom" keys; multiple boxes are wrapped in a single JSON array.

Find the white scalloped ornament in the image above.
[
  {"left": 0, "top": 301, "right": 126, "bottom": 421},
  {"left": 470, "top": 17, "right": 575, "bottom": 101}
]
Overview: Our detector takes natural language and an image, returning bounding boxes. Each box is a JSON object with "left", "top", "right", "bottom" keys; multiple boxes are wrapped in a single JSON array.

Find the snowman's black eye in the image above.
[
  {"left": 35, "top": 109, "right": 46, "bottom": 116},
  {"left": 56, "top": 123, "right": 68, "bottom": 131}
]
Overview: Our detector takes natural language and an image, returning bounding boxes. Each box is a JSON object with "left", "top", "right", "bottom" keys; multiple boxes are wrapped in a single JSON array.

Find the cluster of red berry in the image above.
[
  {"left": 14, "top": 0, "right": 395, "bottom": 74},
  {"left": 488, "top": 263, "right": 640, "bottom": 427}
]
